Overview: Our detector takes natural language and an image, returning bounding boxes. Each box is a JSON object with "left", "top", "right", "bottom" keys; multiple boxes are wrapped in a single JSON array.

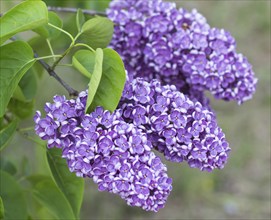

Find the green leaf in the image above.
[
  {"left": 30, "top": 59, "right": 45, "bottom": 79},
  {"left": 0, "top": 41, "right": 35, "bottom": 117},
  {"left": 0, "top": 118, "right": 3, "bottom": 130},
  {"left": 0, "top": 170, "right": 28, "bottom": 220},
  {"left": 77, "top": 17, "right": 113, "bottom": 49},
  {"left": 47, "top": 148, "right": 84, "bottom": 218},
  {"left": 0, "top": 119, "right": 18, "bottom": 152},
  {"left": 76, "top": 9, "right": 85, "bottom": 33},
  {"left": 28, "top": 36, "right": 50, "bottom": 57},
  {"left": 21, "top": 156, "right": 31, "bottom": 177},
  {"left": 18, "top": 70, "right": 38, "bottom": 101},
  {"left": 33, "top": 12, "right": 63, "bottom": 39},
  {"left": 12, "top": 86, "right": 27, "bottom": 102},
  {"left": 87, "top": 48, "right": 126, "bottom": 113},
  {"left": 27, "top": 175, "right": 76, "bottom": 220},
  {"left": 13, "top": 70, "right": 38, "bottom": 102},
  {"left": 8, "top": 98, "right": 34, "bottom": 119},
  {"left": 0, "top": 197, "right": 4, "bottom": 220},
  {"left": 72, "top": 50, "right": 95, "bottom": 78},
  {"left": 86, "top": 48, "right": 103, "bottom": 112},
  {"left": 0, "top": 1, "right": 48, "bottom": 44},
  {"left": 28, "top": 37, "right": 49, "bottom": 78},
  {"left": 0, "top": 159, "right": 17, "bottom": 176}
]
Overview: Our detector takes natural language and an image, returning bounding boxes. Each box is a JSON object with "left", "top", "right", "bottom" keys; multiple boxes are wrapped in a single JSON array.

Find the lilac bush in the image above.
[
  {"left": 32, "top": 0, "right": 256, "bottom": 213},
  {"left": 1, "top": 0, "right": 259, "bottom": 217}
]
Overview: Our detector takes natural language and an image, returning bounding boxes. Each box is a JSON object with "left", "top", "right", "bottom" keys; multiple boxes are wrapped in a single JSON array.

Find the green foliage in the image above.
[
  {"left": 76, "top": 9, "right": 85, "bottom": 33},
  {"left": 0, "top": 1, "right": 126, "bottom": 219},
  {"left": 75, "top": 48, "right": 126, "bottom": 113},
  {"left": 12, "top": 86, "right": 27, "bottom": 102},
  {"left": 86, "top": 48, "right": 104, "bottom": 112},
  {"left": 27, "top": 175, "right": 76, "bottom": 220},
  {"left": 77, "top": 17, "right": 114, "bottom": 49},
  {"left": 72, "top": 50, "right": 95, "bottom": 78},
  {"left": 0, "top": 197, "right": 4, "bottom": 220},
  {"left": 0, "top": 170, "right": 28, "bottom": 220},
  {"left": 28, "top": 36, "right": 50, "bottom": 58},
  {"left": 21, "top": 156, "right": 31, "bottom": 177},
  {"left": 18, "top": 71, "right": 38, "bottom": 101},
  {"left": 0, "top": 1, "right": 48, "bottom": 44},
  {"left": 0, "top": 119, "right": 18, "bottom": 152},
  {"left": 0, "top": 159, "right": 17, "bottom": 176},
  {"left": 8, "top": 99, "right": 34, "bottom": 119},
  {"left": 47, "top": 148, "right": 84, "bottom": 218},
  {"left": 34, "top": 11, "right": 63, "bottom": 39},
  {"left": 27, "top": 37, "right": 48, "bottom": 77},
  {"left": 0, "top": 41, "right": 35, "bottom": 117},
  {"left": 86, "top": 48, "right": 126, "bottom": 113}
]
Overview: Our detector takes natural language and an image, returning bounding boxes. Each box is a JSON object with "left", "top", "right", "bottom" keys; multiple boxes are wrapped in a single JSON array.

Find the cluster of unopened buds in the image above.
[{"left": 34, "top": 0, "right": 257, "bottom": 212}]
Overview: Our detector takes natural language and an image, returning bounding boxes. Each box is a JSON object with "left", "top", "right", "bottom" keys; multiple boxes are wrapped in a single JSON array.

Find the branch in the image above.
[
  {"left": 34, "top": 52, "right": 79, "bottom": 97},
  {"left": 47, "top": 6, "right": 107, "bottom": 16}
]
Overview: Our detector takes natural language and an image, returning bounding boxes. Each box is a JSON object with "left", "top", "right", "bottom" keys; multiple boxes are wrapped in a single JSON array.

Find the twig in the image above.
[
  {"left": 10, "top": 36, "right": 17, "bottom": 41},
  {"left": 34, "top": 52, "right": 79, "bottom": 97},
  {"left": 47, "top": 6, "right": 106, "bottom": 16}
]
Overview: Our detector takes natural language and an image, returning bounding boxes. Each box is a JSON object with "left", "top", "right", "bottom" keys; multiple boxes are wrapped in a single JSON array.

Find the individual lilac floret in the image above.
[
  {"left": 34, "top": 91, "right": 172, "bottom": 212},
  {"left": 107, "top": 0, "right": 257, "bottom": 104},
  {"left": 118, "top": 78, "right": 231, "bottom": 171}
]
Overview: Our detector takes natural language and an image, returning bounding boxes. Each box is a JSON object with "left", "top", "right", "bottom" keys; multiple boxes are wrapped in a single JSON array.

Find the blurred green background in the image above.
[{"left": 1, "top": 0, "right": 270, "bottom": 219}]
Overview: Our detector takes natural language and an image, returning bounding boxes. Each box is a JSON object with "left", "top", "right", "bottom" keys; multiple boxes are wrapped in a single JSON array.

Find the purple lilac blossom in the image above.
[
  {"left": 118, "top": 78, "right": 231, "bottom": 171},
  {"left": 34, "top": 91, "right": 172, "bottom": 212},
  {"left": 107, "top": 0, "right": 257, "bottom": 104}
]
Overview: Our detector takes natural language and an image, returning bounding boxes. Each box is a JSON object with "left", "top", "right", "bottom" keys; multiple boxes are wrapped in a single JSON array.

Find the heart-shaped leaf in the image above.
[
  {"left": 47, "top": 148, "right": 84, "bottom": 218},
  {"left": 86, "top": 48, "right": 126, "bottom": 113},
  {"left": 72, "top": 50, "right": 95, "bottom": 78},
  {"left": 33, "top": 11, "right": 63, "bottom": 39},
  {"left": 0, "top": 1, "right": 48, "bottom": 44},
  {"left": 0, "top": 41, "right": 35, "bottom": 117},
  {"left": 77, "top": 17, "right": 113, "bottom": 49}
]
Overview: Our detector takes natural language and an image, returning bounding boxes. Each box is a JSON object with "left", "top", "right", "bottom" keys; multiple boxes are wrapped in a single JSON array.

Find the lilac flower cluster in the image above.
[
  {"left": 107, "top": 0, "right": 257, "bottom": 104},
  {"left": 34, "top": 92, "right": 172, "bottom": 212},
  {"left": 34, "top": 77, "right": 232, "bottom": 211},
  {"left": 118, "top": 78, "right": 230, "bottom": 171}
]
